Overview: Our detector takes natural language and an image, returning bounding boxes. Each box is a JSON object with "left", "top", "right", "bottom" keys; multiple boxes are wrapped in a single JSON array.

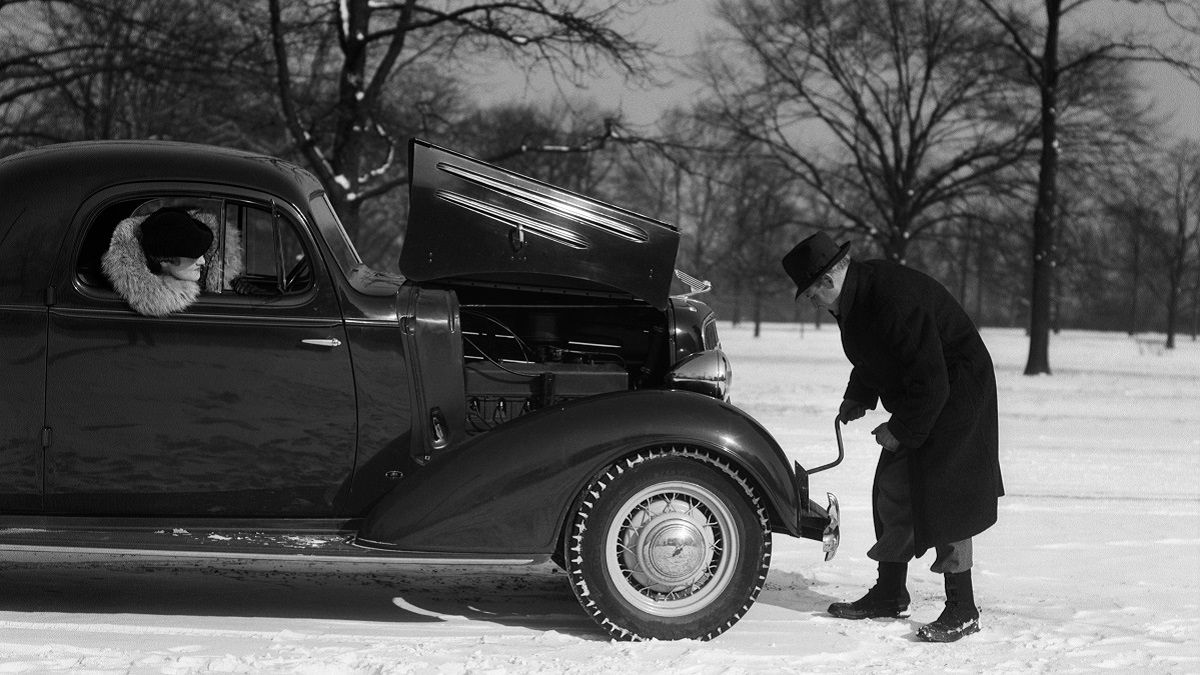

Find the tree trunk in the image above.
[
  {"left": 885, "top": 231, "right": 909, "bottom": 263},
  {"left": 1166, "top": 240, "right": 1187, "bottom": 349},
  {"left": 1128, "top": 229, "right": 1141, "bottom": 335},
  {"left": 1192, "top": 238, "right": 1199, "bottom": 340},
  {"left": 974, "top": 239, "right": 987, "bottom": 320},
  {"left": 958, "top": 234, "right": 970, "bottom": 306},
  {"left": 753, "top": 285, "right": 763, "bottom": 338},
  {"left": 1191, "top": 274, "right": 1198, "bottom": 341},
  {"left": 1166, "top": 280, "right": 1179, "bottom": 349},
  {"left": 731, "top": 278, "right": 743, "bottom": 327},
  {"left": 1193, "top": 233, "right": 1200, "bottom": 340},
  {"left": 1024, "top": 0, "right": 1060, "bottom": 376}
]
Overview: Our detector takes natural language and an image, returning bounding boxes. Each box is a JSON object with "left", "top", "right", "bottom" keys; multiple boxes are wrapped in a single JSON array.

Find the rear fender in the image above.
[{"left": 356, "top": 389, "right": 805, "bottom": 555}]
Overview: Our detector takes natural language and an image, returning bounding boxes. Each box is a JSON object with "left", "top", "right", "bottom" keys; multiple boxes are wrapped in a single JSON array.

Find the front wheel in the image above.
[{"left": 565, "top": 448, "right": 771, "bottom": 640}]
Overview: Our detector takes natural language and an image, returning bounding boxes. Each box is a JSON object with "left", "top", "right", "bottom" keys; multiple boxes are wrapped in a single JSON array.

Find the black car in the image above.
[{"left": 0, "top": 138, "right": 840, "bottom": 640}]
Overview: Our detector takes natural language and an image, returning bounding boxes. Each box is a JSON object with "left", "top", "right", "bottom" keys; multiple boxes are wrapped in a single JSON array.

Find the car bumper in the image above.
[{"left": 793, "top": 460, "right": 841, "bottom": 561}]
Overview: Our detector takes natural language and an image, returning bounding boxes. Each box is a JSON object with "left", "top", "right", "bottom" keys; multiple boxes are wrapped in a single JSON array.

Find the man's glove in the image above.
[
  {"left": 872, "top": 423, "right": 901, "bottom": 452},
  {"left": 838, "top": 399, "right": 867, "bottom": 423}
]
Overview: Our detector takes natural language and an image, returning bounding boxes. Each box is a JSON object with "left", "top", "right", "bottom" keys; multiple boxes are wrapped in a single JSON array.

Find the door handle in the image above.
[{"left": 301, "top": 338, "right": 342, "bottom": 348}]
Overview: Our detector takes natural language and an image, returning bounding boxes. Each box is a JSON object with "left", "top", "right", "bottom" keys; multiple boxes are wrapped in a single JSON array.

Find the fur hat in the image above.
[{"left": 140, "top": 207, "right": 213, "bottom": 260}]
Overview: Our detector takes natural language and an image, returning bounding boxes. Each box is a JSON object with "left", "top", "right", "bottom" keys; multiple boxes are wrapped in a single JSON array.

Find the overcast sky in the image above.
[{"left": 468, "top": 0, "right": 1199, "bottom": 140}]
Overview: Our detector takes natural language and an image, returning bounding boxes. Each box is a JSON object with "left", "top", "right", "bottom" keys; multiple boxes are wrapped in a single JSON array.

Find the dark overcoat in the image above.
[{"left": 837, "top": 259, "right": 1003, "bottom": 555}]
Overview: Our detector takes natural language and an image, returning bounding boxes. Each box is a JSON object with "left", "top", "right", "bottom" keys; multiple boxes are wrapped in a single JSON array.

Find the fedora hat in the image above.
[{"left": 781, "top": 232, "right": 850, "bottom": 298}]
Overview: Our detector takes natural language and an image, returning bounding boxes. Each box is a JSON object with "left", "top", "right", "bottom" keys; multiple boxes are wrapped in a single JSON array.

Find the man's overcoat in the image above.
[{"left": 837, "top": 259, "right": 1003, "bottom": 555}]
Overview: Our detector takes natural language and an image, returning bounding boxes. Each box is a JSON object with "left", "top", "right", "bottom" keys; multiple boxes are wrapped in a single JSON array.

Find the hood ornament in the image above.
[{"left": 673, "top": 269, "right": 712, "bottom": 298}]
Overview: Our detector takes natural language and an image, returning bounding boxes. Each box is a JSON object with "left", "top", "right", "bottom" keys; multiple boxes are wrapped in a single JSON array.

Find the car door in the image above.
[{"left": 44, "top": 188, "right": 357, "bottom": 517}]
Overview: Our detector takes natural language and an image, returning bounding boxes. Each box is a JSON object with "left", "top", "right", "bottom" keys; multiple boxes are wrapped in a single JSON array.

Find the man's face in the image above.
[{"left": 799, "top": 274, "right": 838, "bottom": 310}]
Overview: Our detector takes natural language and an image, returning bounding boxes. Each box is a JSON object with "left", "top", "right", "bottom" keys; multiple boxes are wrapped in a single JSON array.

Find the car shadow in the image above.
[
  {"left": 757, "top": 568, "right": 841, "bottom": 614},
  {"left": 0, "top": 555, "right": 609, "bottom": 639}
]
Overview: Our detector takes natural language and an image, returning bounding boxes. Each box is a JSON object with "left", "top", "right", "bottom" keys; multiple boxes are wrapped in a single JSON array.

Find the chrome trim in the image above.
[
  {"left": 436, "top": 190, "right": 589, "bottom": 249},
  {"left": 0, "top": 543, "right": 542, "bottom": 565},
  {"left": 343, "top": 318, "right": 400, "bottom": 327},
  {"left": 436, "top": 161, "right": 650, "bottom": 242},
  {"left": 665, "top": 350, "right": 731, "bottom": 400},
  {"left": 301, "top": 338, "right": 342, "bottom": 348},
  {"left": 823, "top": 492, "right": 841, "bottom": 562},
  {"left": 673, "top": 269, "right": 712, "bottom": 298}
]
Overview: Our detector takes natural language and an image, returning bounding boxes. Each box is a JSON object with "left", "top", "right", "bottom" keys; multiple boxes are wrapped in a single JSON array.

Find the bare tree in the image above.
[
  {"left": 609, "top": 110, "right": 746, "bottom": 285},
  {"left": 696, "top": 0, "right": 1036, "bottom": 264},
  {"left": 454, "top": 101, "right": 622, "bottom": 194},
  {"left": 264, "top": 0, "right": 656, "bottom": 239},
  {"left": 729, "top": 158, "right": 802, "bottom": 335},
  {"left": 0, "top": 0, "right": 261, "bottom": 150},
  {"left": 1148, "top": 141, "right": 1200, "bottom": 348},
  {"left": 976, "top": 0, "right": 1200, "bottom": 373},
  {"left": 1, "top": 0, "right": 658, "bottom": 242},
  {"left": 1090, "top": 140, "right": 1200, "bottom": 342}
]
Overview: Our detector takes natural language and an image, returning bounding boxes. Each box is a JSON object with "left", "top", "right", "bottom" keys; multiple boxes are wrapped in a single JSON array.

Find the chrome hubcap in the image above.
[
  {"left": 607, "top": 481, "right": 739, "bottom": 616},
  {"left": 626, "top": 506, "right": 710, "bottom": 589}
]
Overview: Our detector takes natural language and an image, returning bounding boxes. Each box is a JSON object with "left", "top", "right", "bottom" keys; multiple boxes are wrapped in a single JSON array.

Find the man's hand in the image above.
[
  {"left": 838, "top": 399, "right": 867, "bottom": 423},
  {"left": 872, "top": 423, "right": 901, "bottom": 452}
]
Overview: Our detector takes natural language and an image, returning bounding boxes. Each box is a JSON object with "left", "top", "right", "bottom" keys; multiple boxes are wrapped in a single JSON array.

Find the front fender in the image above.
[{"left": 356, "top": 389, "right": 806, "bottom": 555}]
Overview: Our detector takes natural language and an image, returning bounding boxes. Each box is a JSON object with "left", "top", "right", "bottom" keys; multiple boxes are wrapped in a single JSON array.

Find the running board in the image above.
[{"left": 0, "top": 527, "right": 546, "bottom": 565}]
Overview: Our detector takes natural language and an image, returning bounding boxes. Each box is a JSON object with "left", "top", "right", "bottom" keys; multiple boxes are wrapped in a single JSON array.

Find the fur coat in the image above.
[{"left": 101, "top": 210, "right": 233, "bottom": 317}]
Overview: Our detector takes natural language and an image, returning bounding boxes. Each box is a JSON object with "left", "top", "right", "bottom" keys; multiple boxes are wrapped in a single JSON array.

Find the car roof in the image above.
[
  {"left": 0, "top": 140, "right": 324, "bottom": 304},
  {"left": 0, "top": 140, "right": 322, "bottom": 206}
]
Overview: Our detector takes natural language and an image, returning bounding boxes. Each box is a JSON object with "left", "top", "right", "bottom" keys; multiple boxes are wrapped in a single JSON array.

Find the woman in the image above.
[{"left": 102, "top": 206, "right": 215, "bottom": 316}]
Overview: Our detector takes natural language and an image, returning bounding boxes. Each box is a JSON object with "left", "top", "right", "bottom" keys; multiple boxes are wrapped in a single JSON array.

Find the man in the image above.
[{"left": 781, "top": 232, "right": 1003, "bottom": 643}]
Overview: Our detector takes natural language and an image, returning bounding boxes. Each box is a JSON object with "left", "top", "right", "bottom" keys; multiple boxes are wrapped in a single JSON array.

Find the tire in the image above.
[{"left": 565, "top": 447, "right": 771, "bottom": 641}]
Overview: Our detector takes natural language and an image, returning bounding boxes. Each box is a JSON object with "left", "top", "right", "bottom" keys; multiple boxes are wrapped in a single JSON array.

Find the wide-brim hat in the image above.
[
  {"left": 140, "top": 207, "right": 213, "bottom": 259},
  {"left": 781, "top": 232, "right": 850, "bottom": 298}
]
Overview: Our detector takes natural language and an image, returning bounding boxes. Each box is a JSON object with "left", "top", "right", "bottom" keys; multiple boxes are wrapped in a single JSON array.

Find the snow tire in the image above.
[{"left": 564, "top": 447, "right": 771, "bottom": 641}]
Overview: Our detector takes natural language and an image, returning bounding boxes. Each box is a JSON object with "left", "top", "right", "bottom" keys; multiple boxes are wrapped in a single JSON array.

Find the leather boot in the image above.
[
  {"left": 828, "top": 561, "right": 910, "bottom": 619},
  {"left": 917, "top": 569, "right": 981, "bottom": 642}
]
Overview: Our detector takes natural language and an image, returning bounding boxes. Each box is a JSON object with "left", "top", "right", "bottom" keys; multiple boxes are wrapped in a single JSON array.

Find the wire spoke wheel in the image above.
[
  {"left": 610, "top": 482, "right": 735, "bottom": 614},
  {"left": 565, "top": 448, "right": 770, "bottom": 641}
]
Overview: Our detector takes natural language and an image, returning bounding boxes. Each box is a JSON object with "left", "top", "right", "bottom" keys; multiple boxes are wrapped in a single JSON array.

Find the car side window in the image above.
[
  {"left": 77, "top": 196, "right": 313, "bottom": 299},
  {"left": 222, "top": 202, "right": 313, "bottom": 296}
]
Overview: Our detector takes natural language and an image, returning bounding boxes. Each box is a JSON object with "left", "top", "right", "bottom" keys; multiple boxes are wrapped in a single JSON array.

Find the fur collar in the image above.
[{"left": 102, "top": 212, "right": 224, "bottom": 317}]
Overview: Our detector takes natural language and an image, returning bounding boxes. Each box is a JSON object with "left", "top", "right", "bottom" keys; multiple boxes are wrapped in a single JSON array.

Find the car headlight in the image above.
[{"left": 665, "top": 349, "right": 732, "bottom": 400}]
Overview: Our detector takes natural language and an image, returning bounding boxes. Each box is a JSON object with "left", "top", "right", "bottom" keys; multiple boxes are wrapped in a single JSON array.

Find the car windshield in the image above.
[{"left": 309, "top": 192, "right": 363, "bottom": 276}]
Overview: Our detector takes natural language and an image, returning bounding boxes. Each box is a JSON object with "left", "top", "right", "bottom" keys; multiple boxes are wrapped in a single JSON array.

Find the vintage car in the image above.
[{"left": 0, "top": 139, "right": 840, "bottom": 641}]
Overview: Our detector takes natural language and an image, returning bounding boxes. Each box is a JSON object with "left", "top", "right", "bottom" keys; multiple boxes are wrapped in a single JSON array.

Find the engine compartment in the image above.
[{"left": 453, "top": 285, "right": 671, "bottom": 434}]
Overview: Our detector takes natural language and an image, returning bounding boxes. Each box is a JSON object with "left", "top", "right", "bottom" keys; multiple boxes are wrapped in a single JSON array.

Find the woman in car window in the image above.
[{"left": 102, "top": 207, "right": 214, "bottom": 316}]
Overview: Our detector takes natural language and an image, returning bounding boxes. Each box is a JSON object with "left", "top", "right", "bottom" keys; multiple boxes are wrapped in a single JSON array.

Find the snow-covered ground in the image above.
[{"left": 2, "top": 325, "right": 1197, "bottom": 674}]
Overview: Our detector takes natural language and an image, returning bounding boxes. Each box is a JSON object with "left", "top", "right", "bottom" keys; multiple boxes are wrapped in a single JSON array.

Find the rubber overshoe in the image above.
[
  {"left": 828, "top": 585, "right": 911, "bottom": 620},
  {"left": 916, "top": 602, "right": 980, "bottom": 642},
  {"left": 917, "top": 569, "right": 980, "bottom": 642}
]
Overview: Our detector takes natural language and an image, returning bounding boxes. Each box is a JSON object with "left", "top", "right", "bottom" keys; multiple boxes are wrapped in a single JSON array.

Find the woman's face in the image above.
[{"left": 160, "top": 256, "right": 205, "bottom": 282}]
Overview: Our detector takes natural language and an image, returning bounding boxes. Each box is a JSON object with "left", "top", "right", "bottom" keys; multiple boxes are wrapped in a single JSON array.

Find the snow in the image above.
[{"left": 2, "top": 325, "right": 1197, "bottom": 673}]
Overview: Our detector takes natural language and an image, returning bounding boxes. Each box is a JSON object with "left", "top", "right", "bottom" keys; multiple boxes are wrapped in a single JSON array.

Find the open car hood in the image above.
[{"left": 400, "top": 139, "right": 679, "bottom": 309}]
